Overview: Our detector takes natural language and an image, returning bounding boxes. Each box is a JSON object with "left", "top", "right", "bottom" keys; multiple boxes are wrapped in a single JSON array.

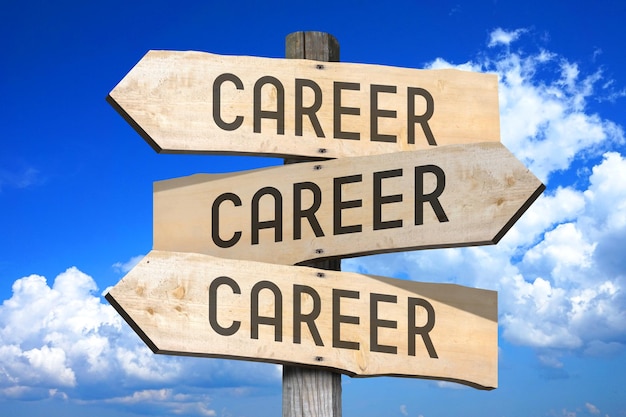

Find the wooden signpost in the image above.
[
  {"left": 105, "top": 250, "right": 498, "bottom": 390},
  {"left": 153, "top": 142, "right": 544, "bottom": 264},
  {"left": 106, "top": 50, "right": 500, "bottom": 159},
  {"left": 106, "top": 31, "right": 545, "bottom": 417}
]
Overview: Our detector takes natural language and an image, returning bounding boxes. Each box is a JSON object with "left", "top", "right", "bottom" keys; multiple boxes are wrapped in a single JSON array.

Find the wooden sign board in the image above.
[
  {"left": 107, "top": 50, "right": 500, "bottom": 159},
  {"left": 105, "top": 250, "right": 498, "bottom": 390},
  {"left": 154, "top": 142, "right": 545, "bottom": 265}
]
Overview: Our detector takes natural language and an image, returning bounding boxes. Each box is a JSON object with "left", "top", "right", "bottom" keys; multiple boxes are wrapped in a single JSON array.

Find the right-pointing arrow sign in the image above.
[{"left": 154, "top": 142, "right": 545, "bottom": 265}]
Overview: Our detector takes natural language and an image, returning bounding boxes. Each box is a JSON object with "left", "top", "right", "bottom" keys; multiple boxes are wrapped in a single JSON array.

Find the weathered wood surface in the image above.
[
  {"left": 105, "top": 250, "right": 498, "bottom": 390},
  {"left": 283, "top": 366, "right": 341, "bottom": 417},
  {"left": 283, "top": 31, "right": 342, "bottom": 417},
  {"left": 285, "top": 31, "right": 339, "bottom": 62},
  {"left": 153, "top": 142, "right": 545, "bottom": 265},
  {"left": 107, "top": 50, "right": 500, "bottom": 159}
]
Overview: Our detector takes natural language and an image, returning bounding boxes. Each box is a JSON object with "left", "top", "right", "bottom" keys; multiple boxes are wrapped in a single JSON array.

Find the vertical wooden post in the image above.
[{"left": 283, "top": 31, "right": 342, "bottom": 417}]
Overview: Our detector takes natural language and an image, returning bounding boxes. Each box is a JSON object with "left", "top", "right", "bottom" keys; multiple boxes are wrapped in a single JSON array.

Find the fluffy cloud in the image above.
[
  {"left": 0, "top": 268, "right": 121, "bottom": 393},
  {"left": 488, "top": 28, "right": 527, "bottom": 47},
  {"left": 100, "top": 389, "right": 216, "bottom": 416},
  {"left": 112, "top": 255, "right": 145, "bottom": 274},
  {"left": 346, "top": 28, "right": 626, "bottom": 368},
  {"left": 429, "top": 31, "right": 624, "bottom": 185},
  {"left": 1, "top": 27, "right": 624, "bottom": 414},
  {"left": 0, "top": 266, "right": 280, "bottom": 414},
  {"left": 585, "top": 402, "right": 600, "bottom": 415}
]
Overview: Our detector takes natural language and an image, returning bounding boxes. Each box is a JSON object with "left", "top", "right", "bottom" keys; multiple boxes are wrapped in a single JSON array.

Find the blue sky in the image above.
[{"left": 2, "top": 0, "right": 626, "bottom": 416}]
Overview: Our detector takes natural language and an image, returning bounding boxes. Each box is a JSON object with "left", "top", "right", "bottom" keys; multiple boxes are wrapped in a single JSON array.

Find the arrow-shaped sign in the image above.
[
  {"left": 154, "top": 142, "right": 545, "bottom": 265},
  {"left": 105, "top": 250, "right": 498, "bottom": 390},
  {"left": 107, "top": 50, "right": 500, "bottom": 159}
]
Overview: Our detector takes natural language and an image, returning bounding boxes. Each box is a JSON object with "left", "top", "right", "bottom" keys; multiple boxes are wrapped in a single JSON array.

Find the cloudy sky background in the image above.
[{"left": 2, "top": 1, "right": 625, "bottom": 416}]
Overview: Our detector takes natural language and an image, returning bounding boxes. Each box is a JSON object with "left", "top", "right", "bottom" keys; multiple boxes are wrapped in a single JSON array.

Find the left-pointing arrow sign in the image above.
[
  {"left": 105, "top": 250, "right": 498, "bottom": 390},
  {"left": 107, "top": 50, "right": 500, "bottom": 159}
]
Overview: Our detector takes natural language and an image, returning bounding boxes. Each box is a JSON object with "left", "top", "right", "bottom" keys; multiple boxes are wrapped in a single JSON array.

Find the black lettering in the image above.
[
  {"left": 373, "top": 169, "right": 403, "bottom": 230},
  {"left": 254, "top": 76, "right": 285, "bottom": 134},
  {"left": 293, "top": 182, "right": 324, "bottom": 240},
  {"left": 333, "top": 174, "right": 363, "bottom": 235},
  {"left": 251, "top": 281, "right": 283, "bottom": 342},
  {"left": 293, "top": 285, "right": 323, "bottom": 346},
  {"left": 408, "top": 87, "right": 436, "bottom": 145},
  {"left": 333, "top": 82, "right": 360, "bottom": 140},
  {"left": 370, "top": 84, "right": 397, "bottom": 143},
  {"left": 414, "top": 165, "right": 449, "bottom": 225},
  {"left": 213, "top": 73, "right": 244, "bottom": 131},
  {"left": 408, "top": 297, "right": 438, "bottom": 358},
  {"left": 212, "top": 192, "right": 242, "bottom": 248},
  {"left": 332, "top": 289, "right": 360, "bottom": 350},
  {"left": 295, "top": 79, "right": 325, "bottom": 137},
  {"left": 251, "top": 187, "right": 283, "bottom": 244},
  {"left": 208, "top": 276, "right": 241, "bottom": 336},
  {"left": 370, "top": 293, "right": 398, "bottom": 354}
]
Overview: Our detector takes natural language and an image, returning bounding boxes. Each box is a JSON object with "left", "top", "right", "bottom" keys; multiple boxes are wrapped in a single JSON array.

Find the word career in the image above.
[
  {"left": 209, "top": 275, "right": 439, "bottom": 358},
  {"left": 153, "top": 142, "right": 539, "bottom": 265},
  {"left": 213, "top": 73, "right": 437, "bottom": 145}
]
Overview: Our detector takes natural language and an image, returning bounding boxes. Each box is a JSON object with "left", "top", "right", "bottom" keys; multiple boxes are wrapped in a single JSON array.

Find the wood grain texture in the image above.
[
  {"left": 153, "top": 142, "right": 545, "bottom": 265},
  {"left": 283, "top": 367, "right": 341, "bottom": 417},
  {"left": 284, "top": 31, "right": 342, "bottom": 417},
  {"left": 107, "top": 50, "right": 500, "bottom": 159},
  {"left": 105, "top": 250, "right": 498, "bottom": 390},
  {"left": 285, "top": 32, "right": 339, "bottom": 62}
]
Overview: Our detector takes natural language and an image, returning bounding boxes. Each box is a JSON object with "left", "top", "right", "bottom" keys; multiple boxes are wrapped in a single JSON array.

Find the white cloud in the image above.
[
  {"left": 0, "top": 268, "right": 123, "bottom": 389},
  {"left": 115, "top": 346, "right": 181, "bottom": 382},
  {"left": 112, "top": 254, "right": 145, "bottom": 274},
  {"left": 110, "top": 388, "right": 173, "bottom": 404},
  {"left": 585, "top": 402, "right": 600, "bottom": 415},
  {"left": 103, "top": 389, "right": 217, "bottom": 416},
  {"left": 488, "top": 28, "right": 527, "bottom": 47},
  {"left": 2, "top": 26, "right": 625, "bottom": 413},
  {"left": 522, "top": 223, "right": 596, "bottom": 283},
  {"left": 538, "top": 353, "right": 563, "bottom": 369},
  {"left": 400, "top": 404, "right": 408, "bottom": 416},
  {"left": 23, "top": 345, "right": 76, "bottom": 387},
  {"left": 499, "top": 186, "right": 585, "bottom": 251},
  {"left": 349, "top": 29, "right": 626, "bottom": 367},
  {"left": 0, "top": 165, "right": 42, "bottom": 192},
  {"left": 353, "top": 152, "right": 626, "bottom": 359},
  {"left": 0, "top": 266, "right": 280, "bottom": 409},
  {"left": 428, "top": 30, "right": 625, "bottom": 185},
  {"left": 498, "top": 56, "right": 623, "bottom": 183}
]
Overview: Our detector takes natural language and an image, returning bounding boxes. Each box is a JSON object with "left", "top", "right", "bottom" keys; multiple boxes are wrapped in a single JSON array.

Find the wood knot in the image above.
[{"left": 173, "top": 286, "right": 185, "bottom": 299}]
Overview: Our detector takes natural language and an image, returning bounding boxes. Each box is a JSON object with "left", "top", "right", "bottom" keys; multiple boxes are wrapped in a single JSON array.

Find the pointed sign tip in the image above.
[
  {"left": 106, "top": 93, "right": 164, "bottom": 154},
  {"left": 105, "top": 290, "right": 160, "bottom": 353}
]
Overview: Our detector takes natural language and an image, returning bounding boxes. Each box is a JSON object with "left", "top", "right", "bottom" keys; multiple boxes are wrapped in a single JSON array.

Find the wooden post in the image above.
[{"left": 283, "top": 31, "right": 342, "bottom": 417}]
